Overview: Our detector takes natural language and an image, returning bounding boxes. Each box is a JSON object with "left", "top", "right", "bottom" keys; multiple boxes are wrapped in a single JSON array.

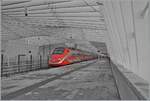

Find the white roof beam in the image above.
[
  {"left": 41, "top": 25, "right": 106, "bottom": 30},
  {"left": 3, "top": 11, "right": 99, "bottom": 15},
  {"left": 2, "top": 24, "right": 25, "bottom": 38},
  {"left": 14, "top": 16, "right": 104, "bottom": 21},
  {"left": 2, "top": 0, "right": 102, "bottom": 10},
  {"left": 7, "top": 15, "right": 103, "bottom": 18},
  {"left": 2, "top": 5, "right": 100, "bottom": 13},
  {"left": 36, "top": 23, "right": 105, "bottom": 29},
  {"left": 2, "top": 0, "right": 31, "bottom": 6},
  {"left": 4, "top": 12, "right": 103, "bottom": 17},
  {"left": 43, "top": 18, "right": 104, "bottom": 22},
  {"left": 35, "top": 20, "right": 105, "bottom": 25},
  {"left": 3, "top": 11, "right": 102, "bottom": 16},
  {"left": 27, "top": 21, "right": 105, "bottom": 26},
  {"left": 2, "top": 0, "right": 71, "bottom": 10}
]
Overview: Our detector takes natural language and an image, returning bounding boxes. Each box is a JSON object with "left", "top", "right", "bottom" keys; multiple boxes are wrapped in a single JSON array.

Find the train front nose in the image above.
[
  {"left": 48, "top": 55, "right": 64, "bottom": 66},
  {"left": 48, "top": 47, "right": 69, "bottom": 66},
  {"left": 50, "top": 58, "right": 62, "bottom": 63}
]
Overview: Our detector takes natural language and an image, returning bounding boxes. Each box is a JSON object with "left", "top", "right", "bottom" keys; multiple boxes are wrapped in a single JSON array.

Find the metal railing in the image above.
[{"left": 1, "top": 55, "right": 49, "bottom": 77}]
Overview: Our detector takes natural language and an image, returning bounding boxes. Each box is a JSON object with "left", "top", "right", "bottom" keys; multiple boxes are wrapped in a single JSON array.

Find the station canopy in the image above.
[{"left": 1, "top": 0, "right": 105, "bottom": 52}]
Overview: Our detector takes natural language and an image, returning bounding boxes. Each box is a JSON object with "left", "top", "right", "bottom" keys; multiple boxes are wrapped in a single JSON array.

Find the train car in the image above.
[{"left": 48, "top": 47, "right": 97, "bottom": 67}]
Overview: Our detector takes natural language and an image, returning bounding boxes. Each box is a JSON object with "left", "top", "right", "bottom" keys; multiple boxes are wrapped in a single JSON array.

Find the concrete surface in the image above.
[
  {"left": 2, "top": 58, "right": 147, "bottom": 100},
  {"left": 1, "top": 60, "right": 94, "bottom": 97},
  {"left": 5, "top": 59, "right": 120, "bottom": 100},
  {"left": 116, "top": 64, "right": 149, "bottom": 99}
]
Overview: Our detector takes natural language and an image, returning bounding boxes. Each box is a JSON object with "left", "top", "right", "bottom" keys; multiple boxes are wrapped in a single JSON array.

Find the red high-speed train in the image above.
[{"left": 48, "top": 47, "right": 97, "bottom": 67}]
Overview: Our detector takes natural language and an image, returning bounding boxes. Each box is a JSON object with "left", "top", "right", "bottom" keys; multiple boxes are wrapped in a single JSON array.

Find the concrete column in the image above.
[
  {"left": 103, "top": 0, "right": 150, "bottom": 83},
  {"left": 103, "top": 0, "right": 125, "bottom": 65},
  {"left": 119, "top": 0, "right": 138, "bottom": 73},
  {"left": 111, "top": 1, "right": 131, "bottom": 68},
  {"left": 132, "top": 0, "right": 150, "bottom": 82}
]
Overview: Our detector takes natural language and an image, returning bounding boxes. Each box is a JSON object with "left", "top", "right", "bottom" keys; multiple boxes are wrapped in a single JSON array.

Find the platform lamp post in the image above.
[
  {"left": 70, "top": 36, "right": 75, "bottom": 49},
  {"left": 1, "top": 53, "right": 4, "bottom": 76},
  {"left": 24, "top": 6, "right": 28, "bottom": 16},
  {"left": 28, "top": 51, "right": 32, "bottom": 71},
  {"left": 17, "top": 55, "right": 21, "bottom": 73},
  {"left": 26, "top": 39, "right": 32, "bottom": 71},
  {"left": 96, "top": 2, "right": 111, "bottom": 65},
  {"left": 37, "top": 37, "right": 42, "bottom": 69},
  {"left": 39, "top": 54, "right": 42, "bottom": 69},
  {"left": 97, "top": 50, "right": 101, "bottom": 61}
]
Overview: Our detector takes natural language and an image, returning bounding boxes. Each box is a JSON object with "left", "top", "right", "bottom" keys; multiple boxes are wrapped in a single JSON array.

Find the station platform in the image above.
[
  {"left": 1, "top": 59, "right": 149, "bottom": 100},
  {"left": 2, "top": 60, "right": 96, "bottom": 100}
]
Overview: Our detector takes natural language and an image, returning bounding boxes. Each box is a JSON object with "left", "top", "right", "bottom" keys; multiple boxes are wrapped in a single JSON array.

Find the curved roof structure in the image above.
[
  {"left": 2, "top": 0, "right": 105, "bottom": 42},
  {"left": 1, "top": 0, "right": 150, "bottom": 88}
]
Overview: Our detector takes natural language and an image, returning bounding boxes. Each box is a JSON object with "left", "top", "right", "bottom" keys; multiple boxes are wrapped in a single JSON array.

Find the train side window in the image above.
[
  {"left": 72, "top": 53, "right": 77, "bottom": 56},
  {"left": 72, "top": 52, "right": 79, "bottom": 56}
]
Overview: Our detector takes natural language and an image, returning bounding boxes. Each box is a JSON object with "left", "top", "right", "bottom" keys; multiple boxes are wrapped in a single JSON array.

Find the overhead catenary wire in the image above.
[
  {"left": 2, "top": 0, "right": 31, "bottom": 6},
  {"left": 2, "top": 5, "right": 100, "bottom": 13},
  {"left": 1, "top": 0, "right": 106, "bottom": 41},
  {"left": 2, "top": 0, "right": 71, "bottom": 10},
  {"left": 47, "top": 0, "right": 68, "bottom": 41},
  {"left": 82, "top": 0, "right": 103, "bottom": 16}
]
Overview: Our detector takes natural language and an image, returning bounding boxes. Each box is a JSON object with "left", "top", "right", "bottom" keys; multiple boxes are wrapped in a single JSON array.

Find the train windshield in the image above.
[{"left": 52, "top": 48, "right": 65, "bottom": 54}]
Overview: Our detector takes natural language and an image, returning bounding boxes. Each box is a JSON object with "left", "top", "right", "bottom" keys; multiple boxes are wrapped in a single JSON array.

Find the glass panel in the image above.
[{"left": 52, "top": 48, "right": 65, "bottom": 54}]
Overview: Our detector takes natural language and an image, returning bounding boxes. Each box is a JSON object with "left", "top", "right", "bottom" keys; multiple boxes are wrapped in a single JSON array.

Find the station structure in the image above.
[{"left": 1, "top": 0, "right": 150, "bottom": 100}]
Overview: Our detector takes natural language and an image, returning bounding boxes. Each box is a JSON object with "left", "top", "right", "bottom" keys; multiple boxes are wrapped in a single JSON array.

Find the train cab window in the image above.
[
  {"left": 52, "top": 48, "right": 64, "bottom": 54},
  {"left": 72, "top": 53, "right": 77, "bottom": 56},
  {"left": 72, "top": 52, "right": 80, "bottom": 56}
]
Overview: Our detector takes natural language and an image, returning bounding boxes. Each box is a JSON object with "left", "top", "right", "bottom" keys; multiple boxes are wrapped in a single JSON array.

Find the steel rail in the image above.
[
  {"left": 110, "top": 61, "right": 146, "bottom": 100},
  {"left": 108, "top": 58, "right": 121, "bottom": 99}
]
